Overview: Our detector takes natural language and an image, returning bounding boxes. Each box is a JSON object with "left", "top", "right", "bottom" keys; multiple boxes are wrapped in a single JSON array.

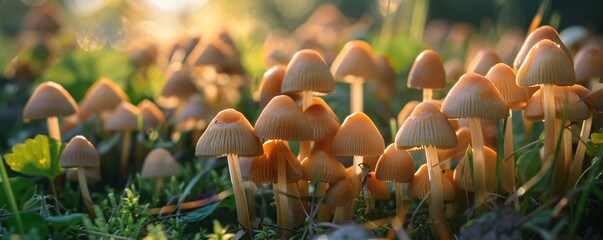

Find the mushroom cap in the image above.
[
  {"left": 441, "top": 72, "right": 509, "bottom": 119},
  {"left": 249, "top": 140, "right": 302, "bottom": 183},
  {"left": 254, "top": 95, "right": 314, "bottom": 141},
  {"left": 141, "top": 148, "right": 181, "bottom": 179},
  {"left": 466, "top": 48, "right": 502, "bottom": 76},
  {"left": 524, "top": 86, "right": 591, "bottom": 121},
  {"left": 574, "top": 45, "right": 603, "bottom": 82},
  {"left": 79, "top": 77, "right": 129, "bottom": 121},
  {"left": 516, "top": 39, "right": 575, "bottom": 87},
  {"left": 454, "top": 146, "right": 514, "bottom": 193},
  {"left": 375, "top": 144, "right": 415, "bottom": 183},
  {"left": 281, "top": 49, "right": 335, "bottom": 94},
  {"left": 257, "top": 65, "right": 300, "bottom": 109},
  {"left": 248, "top": 154, "right": 274, "bottom": 184},
  {"left": 195, "top": 109, "right": 263, "bottom": 157},
  {"left": 570, "top": 84, "right": 590, "bottom": 98},
  {"left": 396, "top": 102, "right": 457, "bottom": 149},
  {"left": 61, "top": 135, "right": 100, "bottom": 168},
  {"left": 330, "top": 40, "right": 380, "bottom": 81},
  {"left": 301, "top": 150, "right": 346, "bottom": 183},
  {"left": 444, "top": 58, "right": 465, "bottom": 83},
  {"left": 332, "top": 112, "right": 385, "bottom": 157},
  {"left": 23, "top": 81, "right": 78, "bottom": 121},
  {"left": 309, "top": 97, "right": 338, "bottom": 120},
  {"left": 138, "top": 100, "right": 166, "bottom": 130},
  {"left": 324, "top": 178, "right": 353, "bottom": 207},
  {"left": 366, "top": 172, "right": 390, "bottom": 200},
  {"left": 582, "top": 88, "right": 603, "bottom": 112},
  {"left": 407, "top": 164, "right": 456, "bottom": 201},
  {"left": 160, "top": 64, "right": 198, "bottom": 99},
  {"left": 397, "top": 101, "right": 421, "bottom": 127},
  {"left": 514, "top": 25, "right": 572, "bottom": 70},
  {"left": 407, "top": 50, "right": 446, "bottom": 90},
  {"left": 188, "top": 38, "right": 237, "bottom": 69},
  {"left": 104, "top": 101, "right": 140, "bottom": 131},
  {"left": 437, "top": 127, "right": 471, "bottom": 163},
  {"left": 485, "top": 63, "right": 529, "bottom": 110},
  {"left": 304, "top": 103, "right": 340, "bottom": 140},
  {"left": 176, "top": 94, "right": 215, "bottom": 124}
]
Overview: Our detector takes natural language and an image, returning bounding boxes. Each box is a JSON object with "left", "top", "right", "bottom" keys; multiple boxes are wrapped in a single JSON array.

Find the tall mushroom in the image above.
[
  {"left": 78, "top": 77, "right": 129, "bottom": 122},
  {"left": 330, "top": 40, "right": 380, "bottom": 113},
  {"left": 141, "top": 148, "right": 181, "bottom": 196},
  {"left": 441, "top": 73, "right": 509, "bottom": 208},
  {"left": 196, "top": 109, "right": 264, "bottom": 229},
  {"left": 407, "top": 50, "right": 446, "bottom": 102},
  {"left": 104, "top": 101, "right": 140, "bottom": 177},
  {"left": 516, "top": 39, "right": 575, "bottom": 196},
  {"left": 61, "top": 135, "right": 100, "bottom": 216},
  {"left": 23, "top": 81, "right": 78, "bottom": 141},
  {"left": 396, "top": 101, "right": 457, "bottom": 239},
  {"left": 375, "top": 144, "right": 415, "bottom": 216}
]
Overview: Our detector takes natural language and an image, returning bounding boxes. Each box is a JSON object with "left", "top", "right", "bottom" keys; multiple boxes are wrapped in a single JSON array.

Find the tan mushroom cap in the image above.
[
  {"left": 514, "top": 25, "right": 572, "bottom": 70},
  {"left": 254, "top": 95, "right": 314, "bottom": 141},
  {"left": 78, "top": 77, "right": 129, "bottom": 120},
  {"left": 304, "top": 103, "right": 340, "bottom": 140},
  {"left": 407, "top": 50, "right": 446, "bottom": 89},
  {"left": 466, "top": 48, "right": 503, "bottom": 76},
  {"left": 407, "top": 164, "right": 456, "bottom": 201},
  {"left": 485, "top": 63, "right": 529, "bottom": 109},
  {"left": 397, "top": 101, "right": 421, "bottom": 127},
  {"left": 396, "top": 101, "right": 457, "bottom": 149},
  {"left": 281, "top": 49, "right": 335, "bottom": 94},
  {"left": 188, "top": 38, "right": 237, "bottom": 69},
  {"left": 332, "top": 112, "right": 385, "bottom": 157},
  {"left": 176, "top": 94, "right": 215, "bottom": 124},
  {"left": 248, "top": 154, "right": 274, "bottom": 184},
  {"left": 330, "top": 40, "right": 380, "bottom": 81},
  {"left": 582, "top": 88, "right": 603, "bottom": 112},
  {"left": 442, "top": 72, "right": 509, "bottom": 119},
  {"left": 266, "top": 140, "right": 303, "bottom": 183},
  {"left": 160, "top": 64, "right": 198, "bottom": 99},
  {"left": 375, "top": 144, "right": 415, "bottom": 183},
  {"left": 301, "top": 150, "right": 346, "bottom": 183},
  {"left": 437, "top": 127, "right": 471, "bottom": 163},
  {"left": 195, "top": 108, "right": 263, "bottom": 157},
  {"left": 309, "top": 97, "right": 338, "bottom": 120},
  {"left": 324, "top": 178, "right": 353, "bottom": 207},
  {"left": 66, "top": 167, "right": 101, "bottom": 183},
  {"left": 104, "top": 101, "right": 140, "bottom": 131},
  {"left": 574, "top": 45, "right": 603, "bottom": 82},
  {"left": 367, "top": 172, "right": 390, "bottom": 200},
  {"left": 570, "top": 84, "right": 590, "bottom": 98},
  {"left": 141, "top": 148, "right": 181, "bottom": 179},
  {"left": 444, "top": 58, "right": 465, "bottom": 83},
  {"left": 257, "top": 65, "right": 290, "bottom": 109},
  {"left": 516, "top": 39, "right": 575, "bottom": 87},
  {"left": 454, "top": 146, "right": 514, "bottom": 192},
  {"left": 138, "top": 100, "right": 166, "bottom": 130},
  {"left": 524, "top": 86, "right": 590, "bottom": 121},
  {"left": 23, "top": 81, "right": 78, "bottom": 121},
  {"left": 61, "top": 135, "right": 100, "bottom": 168}
]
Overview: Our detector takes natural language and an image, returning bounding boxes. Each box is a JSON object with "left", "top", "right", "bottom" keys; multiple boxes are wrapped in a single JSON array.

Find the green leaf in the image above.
[
  {"left": 4, "top": 135, "right": 65, "bottom": 178},
  {"left": 516, "top": 148, "right": 541, "bottom": 186},
  {"left": 45, "top": 213, "right": 85, "bottom": 228},
  {"left": 1, "top": 212, "right": 49, "bottom": 237},
  {"left": 182, "top": 200, "right": 222, "bottom": 223},
  {"left": 0, "top": 177, "right": 35, "bottom": 209}
]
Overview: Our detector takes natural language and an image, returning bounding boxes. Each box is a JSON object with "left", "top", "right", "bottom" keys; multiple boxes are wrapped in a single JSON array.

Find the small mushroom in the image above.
[
  {"left": 141, "top": 148, "right": 181, "bottom": 196},
  {"left": 104, "top": 101, "right": 140, "bottom": 177},
  {"left": 375, "top": 144, "right": 414, "bottom": 215},
  {"left": 407, "top": 50, "right": 446, "bottom": 102},
  {"left": 78, "top": 77, "right": 129, "bottom": 122},
  {"left": 61, "top": 136, "right": 100, "bottom": 216},
  {"left": 23, "top": 81, "right": 78, "bottom": 141}
]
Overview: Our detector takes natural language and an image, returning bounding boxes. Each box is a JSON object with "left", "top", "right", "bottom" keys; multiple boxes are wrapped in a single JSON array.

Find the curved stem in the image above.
[
  {"left": 567, "top": 116, "right": 592, "bottom": 189},
  {"left": 227, "top": 153, "right": 250, "bottom": 229},
  {"left": 47, "top": 116, "right": 61, "bottom": 141},
  {"left": 120, "top": 131, "right": 132, "bottom": 178},
  {"left": 503, "top": 112, "right": 516, "bottom": 189},
  {"left": 350, "top": 77, "right": 364, "bottom": 113},
  {"left": 77, "top": 168, "right": 95, "bottom": 217},
  {"left": 468, "top": 118, "right": 487, "bottom": 207},
  {"left": 425, "top": 146, "right": 450, "bottom": 240},
  {"left": 423, "top": 88, "right": 433, "bottom": 102},
  {"left": 155, "top": 178, "right": 165, "bottom": 196}
]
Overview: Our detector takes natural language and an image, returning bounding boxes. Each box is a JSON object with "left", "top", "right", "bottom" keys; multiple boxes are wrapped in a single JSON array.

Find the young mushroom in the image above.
[
  {"left": 78, "top": 77, "right": 129, "bottom": 122},
  {"left": 466, "top": 48, "right": 502, "bottom": 76},
  {"left": 196, "top": 109, "right": 264, "bottom": 230},
  {"left": 61, "top": 135, "right": 100, "bottom": 216},
  {"left": 141, "top": 148, "right": 181, "bottom": 196},
  {"left": 104, "top": 101, "right": 140, "bottom": 177},
  {"left": 407, "top": 50, "right": 446, "bottom": 102},
  {"left": 375, "top": 144, "right": 414, "bottom": 216},
  {"left": 23, "top": 81, "right": 78, "bottom": 141},
  {"left": 396, "top": 101, "right": 457, "bottom": 239}
]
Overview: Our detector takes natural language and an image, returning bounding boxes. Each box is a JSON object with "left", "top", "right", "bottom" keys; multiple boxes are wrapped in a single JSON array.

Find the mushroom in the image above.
[
  {"left": 466, "top": 48, "right": 502, "bottom": 76},
  {"left": 254, "top": 95, "right": 313, "bottom": 237},
  {"left": 332, "top": 112, "right": 385, "bottom": 215},
  {"left": 485, "top": 63, "right": 529, "bottom": 190},
  {"left": 573, "top": 45, "right": 603, "bottom": 88},
  {"left": 454, "top": 146, "right": 514, "bottom": 193},
  {"left": 158, "top": 63, "right": 197, "bottom": 111},
  {"left": 256, "top": 65, "right": 300, "bottom": 109},
  {"left": 372, "top": 55, "right": 397, "bottom": 103},
  {"left": 408, "top": 164, "right": 456, "bottom": 204},
  {"left": 441, "top": 73, "right": 509, "bottom": 208},
  {"left": 396, "top": 101, "right": 457, "bottom": 239},
  {"left": 104, "top": 101, "right": 140, "bottom": 178},
  {"left": 375, "top": 144, "right": 414, "bottom": 216},
  {"left": 174, "top": 93, "right": 216, "bottom": 141},
  {"left": 138, "top": 100, "right": 166, "bottom": 131},
  {"left": 330, "top": 40, "right": 380, "bottom": 113},
  {"left": 301, "top": 150, "right": 346, "bottom": 221},
  {"left": 78, "top": 77, "right": 129, "bottom": 122},
  {"left": 325, "top": 178, "right": 354, "bottom": 224},
  {"left": 516, "top": 39, "right": 575, "bottom": 196},
  {"left": 61, "top": 136, "right": 100, "bottom": 216},
  {"left": 196, "top": 109, "right": 264, "bottom": 229},
  {"left": 23, "top": 81, "right": 78, "bottom": 141},
  {"left": 141, "top": 148, "right": 181, "bottom": 196},
  {"left": 407, "top": 50, "right": 446, "bottom": 102}
]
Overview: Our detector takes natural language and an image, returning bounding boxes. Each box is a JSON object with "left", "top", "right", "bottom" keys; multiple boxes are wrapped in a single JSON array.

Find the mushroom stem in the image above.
[
  {"left": 423, "top": 88, "right": 433, "bottom": 102},
  {"left": 77, "top": 168, "right": 95, "bottom": 217},
  {"left": 567, "top": 116, "right": 592, "bottom": 189},
  {"left": 317, "top": 183, "right": 331, "bottom": 222},
  {"left": 227, "top": 153, "right": 251, "bottom": 229},
  {"left": 120, "top": 131, "right": 132, "bottom": 178},
  {"left": 542, "top": 85, "right": 564, "bottom": 196},
  {"left": 468, "top": 118, "right": 488, "bottom": 207},
  {"left": 155, "top": 177, "right": 165, "bottom": 196},
  {"left": 503, "top": 112, "right": 516, "bottom": 189},
  {"left": 332, "top": 205, "right": 348, "bottom": 224},
  {"left": 276, "top": 150, "right": 291, "bottom": 238},
  {"left": 273, "top": 183, "right": 282, "bottom": 234},
  {"left": 299, "top": 90, "right": 313, "bottom": 167},
  {"left": 349, "top": 76, "right": 364, "bottom": 113},
  {"left": 425, "top": 146, "right": 450, "bottom": 240},
  {"left": 563, "top": 120, "right": 572, "bottom": 171},
  {"left": 395, "top": 182, "right": 404, "bottom": 216},
  {"left": 351, "top": 155, "right": 364, "bottom": 213},
  {"left": 47, "top": 116, "right": 61, "bottom": 141}
]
